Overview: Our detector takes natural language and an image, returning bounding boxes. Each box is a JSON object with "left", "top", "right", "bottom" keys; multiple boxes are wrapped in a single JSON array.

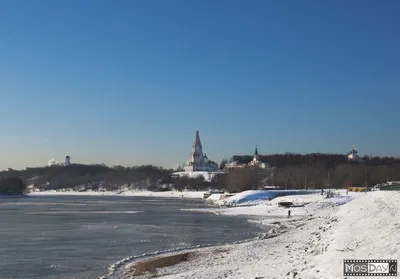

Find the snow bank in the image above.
[
  {"left": 172, "top": 171, "right": 223, "bottom": 182},
  {"left": 121, "top": 191, "right": 399, "bottom": 279},
  {"left": 215, "top": 189, "right": 316, "bottom": 207},
  {"left": 299, "top": 191, "right": 400, "bottom": 278},
  {"left": 120, "top": 190, "right": 205, "bottom": 199},
  {"left": 219, "top": 190, "right": 270, "bottom": 206},
  {"left": 27, "top": 190, "right": 206, "bottom": 199},
  {"left": 207, "top": 193, "right": 224, "bottom": 201},
  {"left": 193, "top": 191, "right": 363, "bottom": 222}
]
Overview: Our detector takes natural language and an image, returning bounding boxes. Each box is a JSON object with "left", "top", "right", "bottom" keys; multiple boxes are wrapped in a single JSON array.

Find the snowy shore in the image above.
[
  {"left": 202, "top": 190, "right": 361, "bottom": 220},
  {"left": 113, "top": 190, "right": 399, "bottom": 279},
  {"left": 27, "top": 190, "right": 206, "bottom": 199}
]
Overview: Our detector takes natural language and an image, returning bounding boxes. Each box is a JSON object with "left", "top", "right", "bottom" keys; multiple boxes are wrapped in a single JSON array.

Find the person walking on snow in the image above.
[{"left": 287, "top": 210, "right": 291, "bottom": 218}]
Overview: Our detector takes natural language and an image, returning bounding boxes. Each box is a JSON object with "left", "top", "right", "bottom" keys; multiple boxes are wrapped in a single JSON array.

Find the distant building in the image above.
[
  {"left": 225, "top": 160, "right": 246, "bottom": 169},
  {"left": 184, "top": 130, "right": 218, "bottom": 172},
  {"left": 47, "top": 155, "right": 72, "bottom": 167},
  {"left": 65, "top": 155, "right": 71, "bottom": 166},
  {"left": 348, "top": 146, "right": 362, "bottom": 162},
  {"left": 248, "top": 145, "right": 268, "bottom": 168},
  {"left": 48, "top": 159, "right": 59, "bottom": 166},
  {"left": 225, "top": 145, "right": 269, "bottom": 169}
]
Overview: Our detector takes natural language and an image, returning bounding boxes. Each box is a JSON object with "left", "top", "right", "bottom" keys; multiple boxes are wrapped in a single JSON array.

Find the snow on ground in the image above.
[
  {"left": 27, "top": 190, "right": 206, "bottom": 199},
  {"left": 207, "top": 193, "right": 224, "bottom": 201},
  {"left": 214, "top": 189, "right": 315, "bottom": 207},
  {"left": 120, "top": 190, "right": 205, "bottom": 199},
  {"left": 172, "top": 171, "right": 224, "bottom": 182},
  {"left": 123, "top": 191, "right": 399, "bottom": 279},
  {"left": 215, "top": 190, "right": 270, "bottom": 206},
  {"left": 199, "top": 189, "right": 364, "bottom": 222}
]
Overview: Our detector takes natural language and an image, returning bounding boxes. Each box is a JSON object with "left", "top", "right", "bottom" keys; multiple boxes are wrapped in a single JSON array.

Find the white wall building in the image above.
[
  {"left": 47, "top": 155, "right": 72, "bottom": 167},
  {"left": 225, "top": 160, "right": 246, "bottom": 169}
]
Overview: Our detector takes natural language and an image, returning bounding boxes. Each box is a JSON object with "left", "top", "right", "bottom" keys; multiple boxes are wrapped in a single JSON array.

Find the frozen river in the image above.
[{"left": 0, "top": 195, "right": 265, "bottom": 278}]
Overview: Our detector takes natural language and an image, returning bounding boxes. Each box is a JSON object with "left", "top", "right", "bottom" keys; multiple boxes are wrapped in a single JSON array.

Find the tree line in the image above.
[
  {"left": 271, "top": 163, "right": 400, "bottom": 189},
  {"left": 2, "top": 153, "right": 400, "bottom": 194},
  {"left": 1, "top": 164, "right": 173, "bottom": 192},
  {"left": 212, "top": 163, "right": 400, "bottom": 193},
  {"left": 225, "top": 153, "right": 400, "bottom": 168}
]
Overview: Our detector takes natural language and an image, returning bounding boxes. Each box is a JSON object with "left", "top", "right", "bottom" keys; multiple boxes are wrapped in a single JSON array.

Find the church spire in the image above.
[
  {"left": 192, "top": 129, "right": 202, "bottom": 149},
  {"left": 254, "top": 145, "right": 259, "bottom": 156}
]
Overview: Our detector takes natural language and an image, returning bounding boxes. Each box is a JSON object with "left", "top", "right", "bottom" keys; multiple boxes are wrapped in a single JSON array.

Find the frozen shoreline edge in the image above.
[{"left": 104, "top": 211, "right": 308, "bottom": 279}]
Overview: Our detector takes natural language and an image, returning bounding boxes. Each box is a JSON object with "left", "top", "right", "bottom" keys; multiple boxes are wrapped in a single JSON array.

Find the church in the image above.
[
  {"left": 225, "top": 145, "right": 269, "bottom": 169},
  {"left": 184, "top": 130, "right": 218, "bottom": 172},
  {"left": 248, "top": 145, "right": 267, "bottom": 168}
]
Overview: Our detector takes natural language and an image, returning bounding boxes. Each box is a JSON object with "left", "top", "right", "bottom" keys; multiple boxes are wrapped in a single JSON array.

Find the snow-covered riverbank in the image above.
[
  {"left": 27, "top": 190, "right": 206, "bottom": 199},
  {"left": 210, "top": 190, "right": 362, "bottom": 219},
  {"left": 116, "top": 190, "right": 399, "bottom": 279}
]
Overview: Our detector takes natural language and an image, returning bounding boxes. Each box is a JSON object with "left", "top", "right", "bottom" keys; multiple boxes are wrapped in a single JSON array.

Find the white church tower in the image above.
[
  {"left": 65, "top": 155, "right": 71, "bottom": 166},
  {"left": 184, "top": 130, "right": 218, "bottom": 172}
]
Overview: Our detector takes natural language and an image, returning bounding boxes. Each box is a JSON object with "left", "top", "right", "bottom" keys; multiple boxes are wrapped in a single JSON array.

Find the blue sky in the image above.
[{"left": 0, "top": 0, "right": 399, "bottom": 170}]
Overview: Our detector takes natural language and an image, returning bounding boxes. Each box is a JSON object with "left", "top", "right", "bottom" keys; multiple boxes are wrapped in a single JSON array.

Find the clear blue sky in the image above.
[{"left": 0, "top": 0, "right": 399, "bottom": 170}]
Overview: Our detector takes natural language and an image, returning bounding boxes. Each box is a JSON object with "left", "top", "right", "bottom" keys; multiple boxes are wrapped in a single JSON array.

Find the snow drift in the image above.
[
  {"left": 299, "top": 190, "right": 400, "bottom": 278},
  {"left": 216, "top": 189, "right": 315, "bottom": 206}
]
